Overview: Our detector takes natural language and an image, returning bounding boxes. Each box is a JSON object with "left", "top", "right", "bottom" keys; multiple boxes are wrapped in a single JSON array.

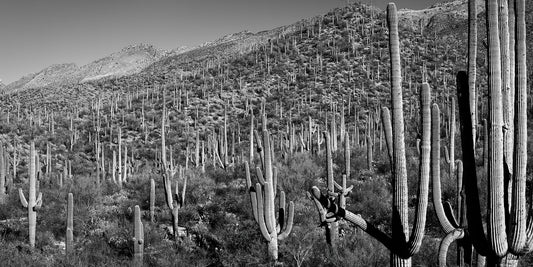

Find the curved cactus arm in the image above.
[
  {"left": 163, "top": 174, "right": 174, "bottom": 210},
  {"left": 438, "top": 229, "right": 465, "bottom": 267},
  {"left": 255, "top": 183, "right": 271, "bottom": 242},
  {"left": 309, "top": 187, "right": 396, "bottom": 251},
  {"left": 278, "top": 201, "right": 294, "bottom": 241},
  {"left": 263, "top": 181, "right": 275, "bottom": 234},
  {"left": 245, "top": 162, "right": 259, "bottom": 222},
  {"left": 381, "top": 107, "right": 393, "bottom": 166},
  {"left": 307, "top": 189, "right": 334, "bottom": 225},
  {"left": 404, "top": 83, "right": 432, "bottom": 255},
  {"left": 19, "top": 188, "right": 28, "bottom": 208},
  {"left": 456, "top": 71, "right": 490, "bottom": 256},
  {"left": 432, "top": 104, "right": 457, "bottom": 234},
  {"left": 34, "top": 192, "right": 43, "bottom": 210},
  {"left": 442, "top": 202, "right": 459, "bottom": 229},
  {"left": 520, "top": 219, "right": 533, "bottom": 254}
]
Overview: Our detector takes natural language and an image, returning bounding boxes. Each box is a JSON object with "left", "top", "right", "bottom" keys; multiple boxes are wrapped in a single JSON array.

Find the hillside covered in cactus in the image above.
[{"left": 0, "top": 0, "right": 531, "bottom": 266}]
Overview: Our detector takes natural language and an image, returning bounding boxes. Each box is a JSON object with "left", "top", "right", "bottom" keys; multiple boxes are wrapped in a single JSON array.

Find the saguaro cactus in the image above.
[
  {"left": 19, "top": 141, "right": 43, "bottom": 248},
  {"left": 150, "top": 178, "right": 155, "bottom": 223},
  {"left": 452, "top": 0, "right": 529, "bottom": 264},
  {"left": 161, "top": 111, "right": 186, "bottom": 240},
  {"left": 310, "top": 36, "right": 432, "bottom": 267},
  {"left": 133, "top": 205, "right": 144, "bottom": 267},
  {"left": 244, "top": 114, "right": 294, "bottom": 262},
  {"left": 66, "top": 192, "right": 74, "bottom": 254},
  {"left": 0, "top": 143, "right": 6, "bottom": 204}
]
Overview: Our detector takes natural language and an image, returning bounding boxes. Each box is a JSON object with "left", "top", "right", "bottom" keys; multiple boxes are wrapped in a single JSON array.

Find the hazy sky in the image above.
[{"left": 0, "top": 0, "right": 439, "bottom": 84}]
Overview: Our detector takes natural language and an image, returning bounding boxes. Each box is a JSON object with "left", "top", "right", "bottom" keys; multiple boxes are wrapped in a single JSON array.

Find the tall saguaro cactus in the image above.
[
  {"left": 453, "top": 0, "right": 529, "bottom": 265},
  {"left": 309, "top": 4, "right": 432, "bottom": 264},
  {"left": 244, "top": 114, "right": 294, "bottom": 262},
  {"left": 19, "top": 141, "right": 43, "bottom": 248}
]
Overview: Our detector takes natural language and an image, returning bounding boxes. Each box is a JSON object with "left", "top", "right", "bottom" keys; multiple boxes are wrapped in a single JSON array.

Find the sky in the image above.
[{"left": 0, "top": 0, "right": 439, "bottom": 84}]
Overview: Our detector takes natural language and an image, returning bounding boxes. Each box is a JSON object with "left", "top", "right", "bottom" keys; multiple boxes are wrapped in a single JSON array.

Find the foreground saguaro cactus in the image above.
[
  {"left": 19, "top": 141, "right": 43, "bottom": 248},
  {"left": 450, "top": 0, "right": 528, "bottom": 265},
  {"left": 244, "top": 114, "right": 294, "bottom": 262},
  {"left": 309, "top": 4, "right": 432, "bottom": 265}
]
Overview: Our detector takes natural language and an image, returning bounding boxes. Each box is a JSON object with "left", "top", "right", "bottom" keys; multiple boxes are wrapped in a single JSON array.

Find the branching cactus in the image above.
[
  {"left": 244, "top": 114, "right": 294, "bottom": 262},
  {"left": 309, "top": 43, "right": 432, "bottom": 267},
  {"left": 431, "top": 103, "right": 471, "bottom": 267},
  {"left": 19, "top": 141, "right": 43, "bottom": 248},
  {"left": 133, "top": 205, "right": 144, "bottom": 267},
  {"left": 452, "top": 0, "right": 528, "bottom": 264},
  {"left": 161, "top": 105, "right": 186, "bottom": 240},
  {"left": 66, "top": 192, "right": 73, "bottom": 255}
]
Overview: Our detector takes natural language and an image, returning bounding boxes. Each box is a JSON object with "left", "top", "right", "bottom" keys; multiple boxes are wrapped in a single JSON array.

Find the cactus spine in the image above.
[{"left": 19, "top": 141, "right": 43, "bottom": 248}]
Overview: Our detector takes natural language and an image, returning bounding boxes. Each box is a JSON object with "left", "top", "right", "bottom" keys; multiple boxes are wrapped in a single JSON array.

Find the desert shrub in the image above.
[{"left": 277, "top": 153, "right": 324, "bottom": 196}]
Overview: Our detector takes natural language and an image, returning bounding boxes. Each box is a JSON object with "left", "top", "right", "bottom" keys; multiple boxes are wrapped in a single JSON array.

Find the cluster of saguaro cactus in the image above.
[
  {"left": 244, "top": 114, "right": 294, "bottom": 262},
  {"left": 19, "top": 141, "right": 43, "bottom": 248},
  {"left": 437, "top": 0, "right": 529, "bottom": 265},
  {"left": 161, "top": 106, "right": 187, "bottom": 241},
  {"left": 309, "top": 4, "right": 434, "bottom": 266}
]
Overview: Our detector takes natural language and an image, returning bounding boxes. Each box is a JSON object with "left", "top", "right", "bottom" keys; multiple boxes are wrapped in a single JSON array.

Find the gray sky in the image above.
[{"left": 0, "top": 0, "right": 439, "bottom": 84}]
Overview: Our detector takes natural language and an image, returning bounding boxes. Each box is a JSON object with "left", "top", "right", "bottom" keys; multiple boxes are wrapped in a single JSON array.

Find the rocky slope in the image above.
[{"left": 3, "top": 44, "right": 167, "bottom": 93}]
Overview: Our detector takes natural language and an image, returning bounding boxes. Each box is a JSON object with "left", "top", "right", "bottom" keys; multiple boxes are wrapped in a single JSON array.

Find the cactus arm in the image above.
[
  {"left": 263, "top": 181, "right": 275, "bottom": 234},
  {"left": 404, "top": 83, "right": 431, "bottom": 255},
  {"left": 255, "top": 183, "right": 271, "bottom": 242},
  {"left": 443, "top": 202, "right": 460, "bottom": 229},
  {"left": 163, "top": 174, "right": 174, "bottom": 210},
  {"left": 381, "top": 107, "right": 393, "bottom": 166},
  {"left": 309, "top": 186, "right": 396, "bottom": 251},
  {"left": 245, "top": 162, "right": 259, "bottom": 222},
  {"left": 34, "top": 192, "right": 43, "bottom": 210},
  {"left": 456, "top": 71, "right": 490, "bottom": 256},
  {"left": 438, "top": 229, "right": 465, "bottom": 267},
  {"left": 278, "top": 201, "right": 294, "bottom": 241},
  {"left": 180, "top": 173, "right": 187, "bottom": 207},
  {"left": 255, "top": 167, "right": 265, "bottom": 185},
  {"left": 432, "top": 104, "right": 457, "bottom": 234},
  {"left": 19, "top": 188, "right": 28, "bottom": 208},
  {"left": 508, "top": 0, "right": 528, "bottom": 255}
]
